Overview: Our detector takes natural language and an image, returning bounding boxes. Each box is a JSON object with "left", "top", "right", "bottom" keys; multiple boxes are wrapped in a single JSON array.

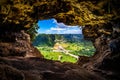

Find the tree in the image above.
[{"left": 26, "top": 23, "right": 39, "bottom": 41}]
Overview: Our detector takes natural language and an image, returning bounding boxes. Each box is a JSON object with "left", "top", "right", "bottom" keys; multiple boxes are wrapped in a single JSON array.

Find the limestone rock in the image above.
[
  {"left": 0, "top": 64, "right": 25, "bottom": 80},
  {"left": 0, "top": 30, "right": 43, "bottom": 57}
]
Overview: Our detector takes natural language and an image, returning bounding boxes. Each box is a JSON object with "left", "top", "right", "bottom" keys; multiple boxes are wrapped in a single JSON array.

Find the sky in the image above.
[{"left": 37, "top": 18, "right": 82, "bottom": 34}]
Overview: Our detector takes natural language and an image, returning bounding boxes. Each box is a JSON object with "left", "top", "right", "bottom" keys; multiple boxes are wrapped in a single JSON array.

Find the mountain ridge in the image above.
[{"left": 33, "top": 34, "right": 84, "bottom": 46}]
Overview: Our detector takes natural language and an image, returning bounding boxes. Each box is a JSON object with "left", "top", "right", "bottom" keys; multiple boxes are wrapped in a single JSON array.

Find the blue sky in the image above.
[{"left": 37, "top": 18, "right": 82, "bottom": 34}]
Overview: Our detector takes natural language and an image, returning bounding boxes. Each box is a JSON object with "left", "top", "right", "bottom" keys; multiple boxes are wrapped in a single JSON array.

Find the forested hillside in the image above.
[{"left": 33, "top": 34, "right": 83, "bottom": 46}]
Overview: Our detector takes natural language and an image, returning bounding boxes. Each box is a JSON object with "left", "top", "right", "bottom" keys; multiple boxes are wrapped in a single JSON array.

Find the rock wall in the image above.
[
  {"left": 79, "top": 19, "right": 120, "bottom": 79},
  {"left": 0, "top": 30, "right": 43, "bottom": 57}
]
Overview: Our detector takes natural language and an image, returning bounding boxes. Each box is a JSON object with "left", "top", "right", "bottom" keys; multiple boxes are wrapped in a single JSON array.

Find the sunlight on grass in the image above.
[
  {"left": 37, "top": 47, "right": 77, "bottom": 63},
  {"left": 36, "top": 41, "right": 95, "bottom": 63}
]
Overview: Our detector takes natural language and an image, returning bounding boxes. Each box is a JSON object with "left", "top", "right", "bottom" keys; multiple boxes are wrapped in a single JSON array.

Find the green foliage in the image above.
[
  {"left": 26, "top": 23, "right": 39, "bottom": 41},
  {"left": 36, "top": 46, "right": 77, "bottom": 63},
  {"left": 33, "top": 34, "right": 95, "bottom": 63},
  {"left": 35, "top": 40, "right": 95, "bottom": 63},
  {"left": 62, "top": 41, "right": 95, "bottom": 57},
  {"left": 33, "top": 34, "right": 56, "bottom": 46},
  {"left": 33, "top": 34, "right": 83, "bottom": 46}
]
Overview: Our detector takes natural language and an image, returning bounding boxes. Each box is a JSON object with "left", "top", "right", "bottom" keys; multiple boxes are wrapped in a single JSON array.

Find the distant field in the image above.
[{"left": 36, "top": 41, "right": 95, "bottom": 63}]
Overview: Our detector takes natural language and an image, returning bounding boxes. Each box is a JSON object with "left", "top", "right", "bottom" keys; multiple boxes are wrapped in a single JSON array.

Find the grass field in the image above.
[{"left": 36, "top": 41, "right": 95, "bottom": 63}]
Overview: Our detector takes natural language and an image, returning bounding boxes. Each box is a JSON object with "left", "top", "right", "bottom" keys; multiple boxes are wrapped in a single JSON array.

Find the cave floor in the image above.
[{"left": 0, "top": 57, "right": 105, "bottom": 80}]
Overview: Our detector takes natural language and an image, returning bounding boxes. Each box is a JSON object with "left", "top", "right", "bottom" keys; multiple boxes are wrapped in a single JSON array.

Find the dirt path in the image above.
[{"left": 53, "top": 47, "right": 79, "bottom": 60}]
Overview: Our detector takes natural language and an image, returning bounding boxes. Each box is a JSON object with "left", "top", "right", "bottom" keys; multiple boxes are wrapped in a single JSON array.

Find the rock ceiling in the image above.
[{"left": 0, "top": 0, "right": 119, "bottom": 28}]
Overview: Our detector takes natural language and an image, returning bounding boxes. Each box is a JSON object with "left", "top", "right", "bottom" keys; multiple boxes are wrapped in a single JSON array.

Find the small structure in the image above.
[{"left": 53, "top": 43, "right": 64, "bottom": 51}]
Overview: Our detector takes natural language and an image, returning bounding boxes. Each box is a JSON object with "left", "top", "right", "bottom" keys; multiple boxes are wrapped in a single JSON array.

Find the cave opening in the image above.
[{"left": 32, "top": 18, "right": 96, "bottom": 63}]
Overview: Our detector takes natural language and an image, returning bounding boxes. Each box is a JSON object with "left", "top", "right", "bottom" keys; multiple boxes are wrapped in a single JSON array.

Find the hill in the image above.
[{"left": 33, "top": 34, "right": 83, "bottom": 46}]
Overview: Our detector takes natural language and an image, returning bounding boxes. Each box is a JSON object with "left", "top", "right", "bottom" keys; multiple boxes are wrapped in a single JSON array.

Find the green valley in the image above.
[{"left": 33, "top": 34, "right": 95, "bottom": 63}]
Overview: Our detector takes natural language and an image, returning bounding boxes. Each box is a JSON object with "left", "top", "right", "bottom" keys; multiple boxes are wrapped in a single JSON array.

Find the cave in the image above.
[{"left": 0, "top": 0, "right": 120, "bottom": 80}]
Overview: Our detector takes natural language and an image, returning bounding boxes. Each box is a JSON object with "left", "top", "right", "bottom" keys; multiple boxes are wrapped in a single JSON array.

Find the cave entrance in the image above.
[{"left": 33, "top": 19, "right": 95, "bottom": 63}]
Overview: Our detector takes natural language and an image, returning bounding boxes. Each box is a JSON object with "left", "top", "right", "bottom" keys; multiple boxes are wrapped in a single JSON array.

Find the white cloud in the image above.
[
  {"left": 56, "top": 22, "right": 82, "bottom": 30},
  {"left": 51, "top": 27, "right": 66, "bottom": 31},
  {"left": 52, "top": 19, "right": 82, "bottom": 29},
  {"left": 67, "top": 25, "right": 78, "bottom": 27},
  {"left": 46, "top": 30, "right": 51, "bottom": 33},
  {"left": 45, "top": 30, "right": 51, "bottom": 34},
  {"left": 57, "top": 23, "right": 68, "bottom": 28},
  {"left": 45, "top": 26, "right": 82, "bottom": 34},
  {"left": 52, "top": 19, "right": 57, "bottom": 23},
  {"left": 44, "top": 19, "right": 82, "bottom": 34},
  {"left": 63, "top": 29, "right": 82, "bottom": 34}
]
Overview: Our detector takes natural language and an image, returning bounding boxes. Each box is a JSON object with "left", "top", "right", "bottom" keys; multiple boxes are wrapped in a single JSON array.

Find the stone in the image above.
[
  {"left": 0, "top": 31, "right": 43, "bottom": 57},
  {"left": 0, "top": 64, "right": 25, "bottom": 80}
]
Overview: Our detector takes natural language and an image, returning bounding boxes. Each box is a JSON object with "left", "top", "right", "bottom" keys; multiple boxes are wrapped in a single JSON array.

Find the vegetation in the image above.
[
  {"left": 26, "top": 23, "right": 39, "bottom": 41},
  {"left": 33, "top": 34, "right": 95, "bottom": 63},
  {"left": 33, "top": 34, "right": 83, "bottom": 46},
  {"left": 37, "top": 46, "right": 77, "bottom": 63}
]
